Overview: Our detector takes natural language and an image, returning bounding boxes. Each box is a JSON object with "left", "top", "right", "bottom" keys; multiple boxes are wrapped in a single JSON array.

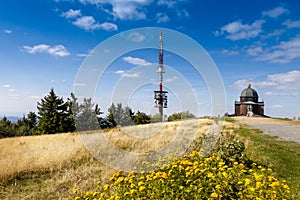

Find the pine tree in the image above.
[
  {"left": 37, "top": 88, "right": 69, "bottom": 134},
  {"left": 122, "top": 106, "right": 134, "bottom": 126},
  {"left": 76, "top": 97, "right": 103, "bottom": 131},
  {"left": 0, "top": 117, "right": 14, "bottom": 137},
  {"left": 106, "top": 103, "right": 117, "bottom": 128},
  {"left": 133, "top": 111, "right": 151, "bottom": 125}
]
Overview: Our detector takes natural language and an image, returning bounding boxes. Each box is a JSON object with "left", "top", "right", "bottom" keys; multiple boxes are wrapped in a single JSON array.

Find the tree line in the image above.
[{"left": 0, "top": 88, "right": 195, "bottom": 138}]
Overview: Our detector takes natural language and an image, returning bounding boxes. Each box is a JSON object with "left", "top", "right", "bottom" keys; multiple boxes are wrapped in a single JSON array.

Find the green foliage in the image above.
[
  {"left": 0, "top": 117, "right": 14, "bottom": 137},
  {"left": 75, "top": 98, "right": 103, "bottom": 131},
  {"left": 0, "top": 112, "right": 38, "bottom": 138},
  {"left": 213, "top": 140, "right": 253, "bottom": 168},
  {"left": 14, "top": 112, "right": 38, "bottom": 136},
  {"left": 150, "top": 113, "right": 165, "bottom": 123},
  {"left": 167, "top": 111, "right": 196, "bottom": 122},
  {"left": 133, "top": 111, "right": 151, "bottom": 125},
  {"left": 37, "top": 88, "right": 71, "bottom": 134},
  {"left": 74, "top": 151, "right": 291, "bottom": 199},
  {"left": 106, "top": 103, "right": 135, "bottom": 127}
]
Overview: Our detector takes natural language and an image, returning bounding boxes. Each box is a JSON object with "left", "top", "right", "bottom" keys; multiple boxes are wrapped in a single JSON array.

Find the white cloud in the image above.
[
  {"left": 61, "top": 9, "right": 81, "bottom": 18},
  {"left": 115, "top": 70, "right": 125, "bottom": 74},
  {"left": 123, "top": 72, "right": 140, "bottom": 78},
  {"left": 262, "top": 6, "right": 289, "bottom": 18},
  {"left": 123, "top": 56, "right": 151, "bottom": 66},
  {"left": 157, "top": 13, "right": 170, "bottom": 23},
  {"left": 264, "top": 91, "right": 273, "bottom": 95},
  {"left": 98, "top": 22, "right": 118, "bottom": 31},
  {"left": 2, "top": 84, "right": 11, "bottom": 88},
  {"left": 79, "top": 0, "right": 152, "bottom": 20},
  {"left": 177, "top": 9, "right": 189, "bottom": 18},
  {"left": 72, "top": 16, "right": 117, "bottom": 31},
  {"left": 232, "top": 79, "right": 250, "bottom": 90},
  {"left": 74, "top": 82, "right": 87, "bottom": 87},
  {"left": 9, "top": 89, "right": 15, "bottom": 92},
  {"left": 222, "top": 49, "right": 239, "bottom": 56},
  {"left": 267, "top": 70, "right": 300, "bottom": 90},
  {"left": 72, "top": 16, "right": 99, "bottom": 31},
  {"left": 165, "top": 76, "right": 177, "bottom": 83},
  {"left": 114, "top": 70, "right": 139, "bottom": 78},
  {"left": 217, "top": 19, "right": 265, "bottom": 40},
  {"left": 255, "top": 34, "right": 300, "bottom": 63},
  {"left": 261, "top": 29, "right": 285, "bottom": 39},
  {"left": 246, "top": 46, "right": 263, "bottom": 56},
  {"left": 233, "top": 70, "right": 300, "bottom": 91},
  {"left": 23, "top": 44, "right": 70, "bottom": 57},
  {"left": 269, "top": 104, "right": 284, "bottom": 109},
  {"left": 283, "top": 19, "right": 300, "bottom": 29},
  {"left": 157, "top": 0, "right": 177, "bottom": 8},
  {"left": 126, "top": 32, "right": 145, "bottom": 42},
  {"left": 3, "top": 29, "right": 12, "bottom": 34}
]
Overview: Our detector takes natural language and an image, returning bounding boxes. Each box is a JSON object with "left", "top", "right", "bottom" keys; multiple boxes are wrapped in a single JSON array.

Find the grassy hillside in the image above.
[
  {"left": 0, "top": 118, "right": 299, "bottom": 199},
  {"left": 0, "top": 119, "right": 215, "bottom": 199}
]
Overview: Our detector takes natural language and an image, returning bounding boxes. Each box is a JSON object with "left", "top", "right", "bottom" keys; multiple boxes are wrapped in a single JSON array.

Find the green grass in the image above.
[{"left": 226, "top": 118, "right": 300, "bottom": 199}]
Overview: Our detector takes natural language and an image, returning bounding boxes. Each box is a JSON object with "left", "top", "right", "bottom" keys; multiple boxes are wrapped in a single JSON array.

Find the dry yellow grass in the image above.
[
  {"left": 0, "top": 133, "right": 87, "bottom": 179},
  {"left": 0, "top": 118, "right": 223, "bottom": 199}
]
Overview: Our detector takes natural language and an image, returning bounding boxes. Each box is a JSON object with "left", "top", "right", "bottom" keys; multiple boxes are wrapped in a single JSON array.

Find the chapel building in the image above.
[{"left": 234, "top": 84, "right": 264, "bottom": 116}]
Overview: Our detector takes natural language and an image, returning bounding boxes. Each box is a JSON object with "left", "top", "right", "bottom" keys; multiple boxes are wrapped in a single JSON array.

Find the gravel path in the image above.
[{"left": 233, "top": 117, "right": 300, "bottom": 143}]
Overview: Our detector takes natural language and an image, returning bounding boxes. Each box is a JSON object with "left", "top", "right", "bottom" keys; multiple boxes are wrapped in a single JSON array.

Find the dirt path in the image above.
[{"left": 233, "top": 117, "right": 300, "bottom": 143}]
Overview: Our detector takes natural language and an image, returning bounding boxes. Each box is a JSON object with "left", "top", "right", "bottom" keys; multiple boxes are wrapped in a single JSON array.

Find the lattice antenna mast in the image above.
[{"left": 154, "top": 32, "right": 168, "bottom": 121}]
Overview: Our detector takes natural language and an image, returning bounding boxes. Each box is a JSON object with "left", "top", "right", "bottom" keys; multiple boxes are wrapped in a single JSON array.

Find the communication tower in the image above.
[{"left": 154, "top": 32, "right": 168, "bottom": 121}]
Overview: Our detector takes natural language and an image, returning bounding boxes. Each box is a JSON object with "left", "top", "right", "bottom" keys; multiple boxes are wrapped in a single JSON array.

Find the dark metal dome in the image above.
[{"left": 240, "top": 84, "right": 258, "bottom": 98}]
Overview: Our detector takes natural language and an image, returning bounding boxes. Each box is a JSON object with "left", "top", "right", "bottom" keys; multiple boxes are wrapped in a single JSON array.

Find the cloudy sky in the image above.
[{"left": 1, "top": 0, "right": 300, "bottom": 118}]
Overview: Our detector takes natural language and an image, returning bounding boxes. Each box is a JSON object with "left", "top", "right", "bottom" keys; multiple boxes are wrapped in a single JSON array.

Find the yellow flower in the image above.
[
  {"left": 138, "top": 181, "right": 144, "bottom": 186},
  {"left": 256, "top": 181, "right": 262, "bottom": 189},
  {"left": 179, "top": 186, "right": 184, "bottom": 190},
  {"left": 130, "top": 189, "right": 136, "bottom": 195},
  {"left": 114, "top": 177, "right": 124, "bottom": 185},
  {"left": 245, "top": 178, "right": 251, "bottom": 186},
  {"left": 249, "top": 187, "right": 255, "bottom": 192},
  {"left": 210, "top": 192, "right": 219, "bottom": 198},
  {"left": 103, "top": 184, "right": 109, "bottom": 191},
  {"left": 72, "top": 188, "right": 79, "bottom": 194},
  {"left": 139, "top": 186, "right": 146, "bottom": 192},
  {"left": 269, "top": 181, "right": 280, "bottom": 187},
  {"left": 124, "top": 192, "right": 131, "bottom": 196},
  {"left": 283, "top": 184, "right": 289, "bottom": 189},
  {"left": 207, "top": 172, "right": 214, "bottom": 178},
  {"left": 222, "top": 172, "right": 228, "bottom": 178}
]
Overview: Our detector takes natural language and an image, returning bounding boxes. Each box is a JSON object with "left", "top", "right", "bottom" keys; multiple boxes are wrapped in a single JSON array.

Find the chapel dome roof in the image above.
[{"left": 240, "top": 84, "right": 258, "bottom": 98}]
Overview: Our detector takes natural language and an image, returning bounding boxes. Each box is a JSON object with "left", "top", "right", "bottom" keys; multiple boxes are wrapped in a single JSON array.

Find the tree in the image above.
[
  {"left": 0, "top": 117, "right": 14, "bottom": 138},
  {"left": 37, "top": 88, "right": 69, "bottom": 134},
  {"left": 15, "top": 112, "right": 38, "bottom": 136},
  {"left": 167, "top": 111, "right": 196, "bottom": 122},
  {"left": 122, "top": 106, "right": 134, "bottom": 126},
  {"left": 106, "top": 103, "right": 135, "bottom": 127},
  {"left": 133, "top": 111, "right": 151, "bottom": 125},
  {"left": 75, "top": 97, "right": 103, "bottom": 131},
  {"left": 106, "top": 103, "right": 117, "bottom": 128}
]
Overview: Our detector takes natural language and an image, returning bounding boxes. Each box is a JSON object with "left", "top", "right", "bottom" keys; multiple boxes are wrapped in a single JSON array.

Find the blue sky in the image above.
[{"left": 1, "top": 0, "right": 300, "bottom": 118}]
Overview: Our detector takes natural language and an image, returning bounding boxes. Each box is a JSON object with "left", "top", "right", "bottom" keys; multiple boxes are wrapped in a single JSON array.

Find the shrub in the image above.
[{"left": 73, "top": 151, "right": 291, "bottom": 199}]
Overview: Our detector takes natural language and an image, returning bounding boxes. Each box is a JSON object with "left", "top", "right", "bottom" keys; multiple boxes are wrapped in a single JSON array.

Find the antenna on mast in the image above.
[{"left": 154, "top": 32, "right": 168, "bottom": 121}]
